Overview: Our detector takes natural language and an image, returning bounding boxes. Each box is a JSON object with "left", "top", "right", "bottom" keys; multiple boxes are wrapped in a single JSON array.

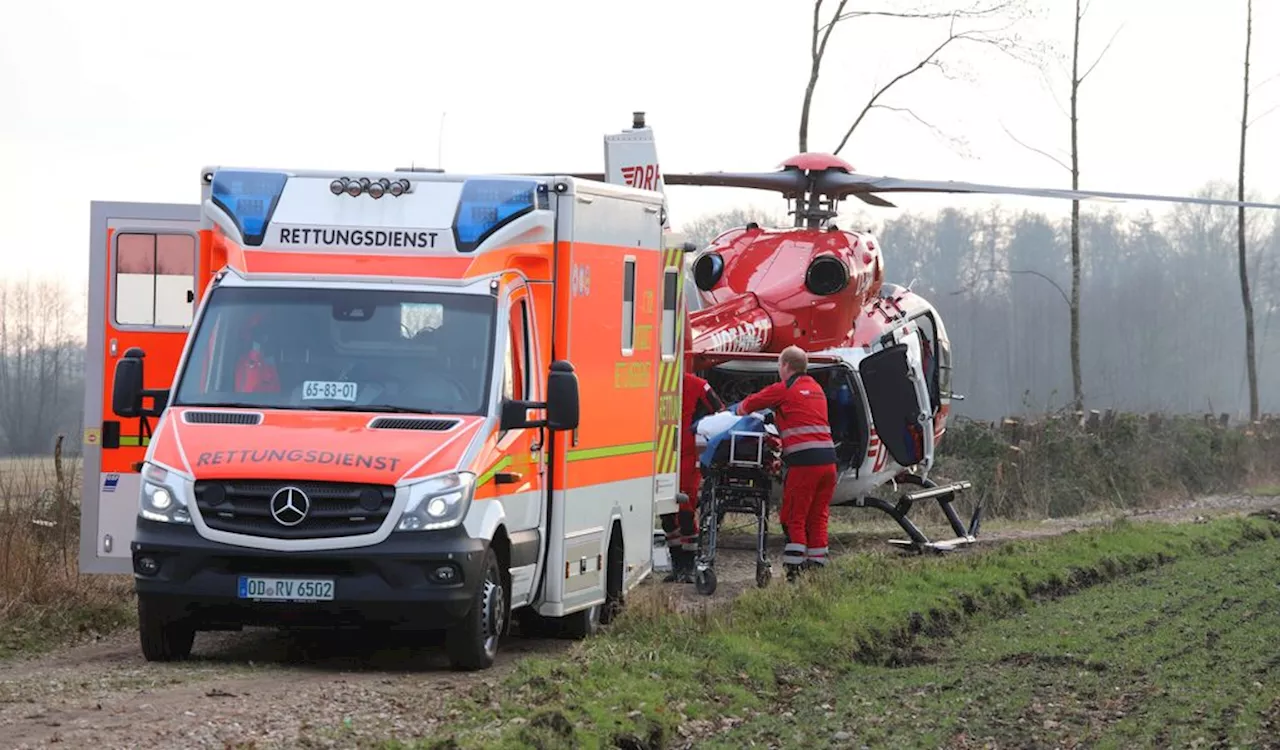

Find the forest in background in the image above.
[
  {"left": 1, "top": 188, "right": 1279, "bottom": 457},
  {"left": 681, "top": 191, "right": 1280, "bottom": 423}
]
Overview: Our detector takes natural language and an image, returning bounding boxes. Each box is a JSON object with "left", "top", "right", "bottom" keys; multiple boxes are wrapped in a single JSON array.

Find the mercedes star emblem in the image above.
[{"left": 269, "top": 486, "right": 310, "bottom": 527}]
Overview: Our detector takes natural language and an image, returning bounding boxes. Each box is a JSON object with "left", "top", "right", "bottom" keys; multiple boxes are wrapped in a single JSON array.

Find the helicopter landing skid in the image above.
[{"left": 837, "top": 476, "right": 981, "bottom": 555}]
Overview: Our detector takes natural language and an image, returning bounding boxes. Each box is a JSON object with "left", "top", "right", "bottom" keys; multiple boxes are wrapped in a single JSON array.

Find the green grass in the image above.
[
  {"left": 364, "top": 512, "right": 1280, "bottom": 749},
  {"left": 702, "top": 518, "right": 1280, "bottom": 748}
]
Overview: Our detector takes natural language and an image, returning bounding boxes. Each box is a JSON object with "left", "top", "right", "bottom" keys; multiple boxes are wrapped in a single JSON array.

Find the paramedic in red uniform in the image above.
[
  {"left": 736, "top": 345, "right": 837, "bottom": 579},
  {"left": 663, "top": 367, "right": 725, "bottom": 583},
  {"left": 233, "top": 314, "right": 281, "bottom": 394}
]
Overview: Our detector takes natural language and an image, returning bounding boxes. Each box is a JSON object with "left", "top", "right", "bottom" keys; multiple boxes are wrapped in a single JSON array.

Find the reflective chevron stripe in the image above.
[{"left": 654, "top": 241, "right": 685, "bottom": 476}]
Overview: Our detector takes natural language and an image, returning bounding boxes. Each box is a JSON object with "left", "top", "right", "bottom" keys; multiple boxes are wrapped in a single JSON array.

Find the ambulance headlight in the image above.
[
  {"left": 139, "top": 462, "right": 191, "bottom": 524},
  {"left": 330, "top": 178, "right": 348, "bottom": 195},
  {"left": 397, "top": 471, "right": 475, "bottom": 532}
]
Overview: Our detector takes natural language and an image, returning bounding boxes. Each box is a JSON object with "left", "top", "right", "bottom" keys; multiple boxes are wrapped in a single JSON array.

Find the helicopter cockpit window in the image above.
[{"left": 913, "top": 314, "right": 941, "bottom": 413}]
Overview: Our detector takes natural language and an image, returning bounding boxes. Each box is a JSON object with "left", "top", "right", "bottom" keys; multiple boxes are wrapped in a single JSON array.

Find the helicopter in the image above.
[{"left": 555, "top": 112, "right": 1280, "bottom": 554}]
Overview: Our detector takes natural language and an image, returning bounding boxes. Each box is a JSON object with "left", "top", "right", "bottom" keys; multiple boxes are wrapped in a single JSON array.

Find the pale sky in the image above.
[{"left": 2, "top": 0, "right": 1276, "bottom": 296}]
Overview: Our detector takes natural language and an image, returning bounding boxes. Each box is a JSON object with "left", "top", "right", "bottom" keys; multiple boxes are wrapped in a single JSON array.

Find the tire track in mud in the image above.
[{"left": 1, "top": 492, "right": 1275, "bottom": 749}]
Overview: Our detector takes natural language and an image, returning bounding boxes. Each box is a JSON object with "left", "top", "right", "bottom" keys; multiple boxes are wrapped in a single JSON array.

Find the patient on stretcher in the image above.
[{"left": 692, "top": 405, "right": 783, "bottom": 474}]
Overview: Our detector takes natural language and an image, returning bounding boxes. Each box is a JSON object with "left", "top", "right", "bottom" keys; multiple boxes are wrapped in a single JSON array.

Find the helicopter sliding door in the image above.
[{"left": 859, "top": 341, "right": 934, "bottom": 470}]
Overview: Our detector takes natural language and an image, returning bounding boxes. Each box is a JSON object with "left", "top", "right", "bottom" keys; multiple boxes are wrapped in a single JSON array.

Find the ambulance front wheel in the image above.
[
  {"left": 137, "top": 596, "right": 195, "bottom": 662},
  {"left": 445, "top": 546, "right": 507, "bottom": 671}
]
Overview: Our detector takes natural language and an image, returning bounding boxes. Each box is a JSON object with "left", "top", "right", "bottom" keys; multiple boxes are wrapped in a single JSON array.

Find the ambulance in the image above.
[{"left": 79, "top": 114, "right": 686, "bottom": 670}]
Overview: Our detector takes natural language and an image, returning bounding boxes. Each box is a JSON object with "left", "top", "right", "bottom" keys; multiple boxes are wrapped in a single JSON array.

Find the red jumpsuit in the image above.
[
  {"left": 663, "top": 373, "right": 724, "bottom": 554},
  {"left": 738, "top": 373, "right": 837, "bottom": 568},
  {"left": 234, "top": 346, "right": 281, "bottom": 393}
]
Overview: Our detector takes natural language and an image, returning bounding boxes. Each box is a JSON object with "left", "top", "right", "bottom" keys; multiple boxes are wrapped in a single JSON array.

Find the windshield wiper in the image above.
[
  {"left": 325, "top": 404, "right": 436, "bottom": 414},
  {"left": 176, "top": 401, "right": 303, "bottom": 410}
]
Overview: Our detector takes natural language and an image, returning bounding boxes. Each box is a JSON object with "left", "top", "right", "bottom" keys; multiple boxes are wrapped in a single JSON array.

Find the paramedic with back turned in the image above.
[{"left": 736, "top": 345, "right": 837, "bottom": 579}]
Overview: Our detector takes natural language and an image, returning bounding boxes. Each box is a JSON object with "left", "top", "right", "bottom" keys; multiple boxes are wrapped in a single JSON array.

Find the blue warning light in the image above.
[
  {"left": 209, "top": 170, "right": 289, "bottom": 246},
  {"left": 452, "top": 179, "right": 539, "bottom": 253}
]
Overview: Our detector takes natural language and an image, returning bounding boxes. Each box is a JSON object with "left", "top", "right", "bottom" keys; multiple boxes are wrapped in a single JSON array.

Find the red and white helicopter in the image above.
[{"left": 562, "top": 113, "right": 1280, "bottom": 555}]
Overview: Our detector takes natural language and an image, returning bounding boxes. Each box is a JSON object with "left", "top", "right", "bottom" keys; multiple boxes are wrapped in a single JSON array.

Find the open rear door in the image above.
[
  {"left": 80, "top": 202, "right": 201, "bottom": 574},
  {"left": 859, "top": 338, "right": 935, "bottom": 474}
]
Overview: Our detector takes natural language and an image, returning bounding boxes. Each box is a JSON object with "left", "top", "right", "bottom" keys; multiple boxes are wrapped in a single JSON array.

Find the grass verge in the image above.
[
  {"left": 363, "top": 512, "right": 1280, "bottom": 749},
  {"left": 703, "top": 513, "right": 1280, "bottom": 749},
  {"left": 1, "top": 450, "right": 135, "bottom": 661}
]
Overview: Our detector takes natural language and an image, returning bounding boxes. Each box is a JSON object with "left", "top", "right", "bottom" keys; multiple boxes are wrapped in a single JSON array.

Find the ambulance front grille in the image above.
[
  {"left": 368, "top": 417, "right": 459, "bottom": 431},
  {"left": 183, "top": 411, "right": 262, "bottom": 425},
  {"left": 193, "top": 480, "right": 396, "bottom": 540}
]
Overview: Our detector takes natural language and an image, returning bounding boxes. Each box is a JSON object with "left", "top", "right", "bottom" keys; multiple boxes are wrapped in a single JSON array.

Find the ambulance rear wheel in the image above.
[
  {"left": 445, "top": 546, "right": 506, "bottom": 671},
  {"left": 137, "top": 596, "right": 195, "bottom": 662},
  {"left": 695, "top": 567, "right": 717, "bottom": 596}
]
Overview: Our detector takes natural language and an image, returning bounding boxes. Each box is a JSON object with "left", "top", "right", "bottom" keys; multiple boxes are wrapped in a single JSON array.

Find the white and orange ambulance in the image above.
[{"left": 79, "top": 115, "right": 687, "bottom": 670}]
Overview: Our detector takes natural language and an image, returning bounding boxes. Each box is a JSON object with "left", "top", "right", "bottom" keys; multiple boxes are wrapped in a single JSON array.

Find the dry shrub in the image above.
[
  {"left": 0, "top": 438, "right": 133, "bottom": 656},
  {"left": 933, "top": 410, "right": 1280, "bottom": 519}
]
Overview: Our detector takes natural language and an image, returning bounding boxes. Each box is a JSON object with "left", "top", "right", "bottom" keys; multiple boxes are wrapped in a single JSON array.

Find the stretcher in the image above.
[{"left": 687, "top": 405, "right": 783, "bottom": 595}]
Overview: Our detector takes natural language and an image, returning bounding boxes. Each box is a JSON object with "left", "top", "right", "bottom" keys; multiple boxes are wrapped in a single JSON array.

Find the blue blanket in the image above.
[{"left": 695, "top": 407, "right": 774, "bottom": 468}]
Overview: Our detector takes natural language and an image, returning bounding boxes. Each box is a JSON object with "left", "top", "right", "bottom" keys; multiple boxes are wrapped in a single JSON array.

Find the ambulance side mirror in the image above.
[
  {"left": 545, "top": 360, "right": 579, "bottom": 431},
  {"left": 112, "top": 347, "right": 168, "bottom": 419},
  {"left": 497, "top": 360, "right": 579, "bottom": 431}
]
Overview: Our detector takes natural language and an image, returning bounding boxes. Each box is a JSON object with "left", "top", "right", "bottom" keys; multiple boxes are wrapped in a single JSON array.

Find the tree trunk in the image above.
[
  {"left": 1069, "top": 0, "right": 1083, "bottom": 414},
  {"left": 1238, "top": 0, "right": 1258, "bottom": 421}
]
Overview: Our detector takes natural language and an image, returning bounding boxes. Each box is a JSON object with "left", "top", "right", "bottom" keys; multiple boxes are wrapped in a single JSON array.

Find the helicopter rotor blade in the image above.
[
  {"left": 661, "top": 170, "right": 810, "bottom": 194},
  {"left": 815, "top": 171, "right": 1280, "bottom": 210},
  {"left": 851, "top": 192, "right": 898, "bottom": 208}
]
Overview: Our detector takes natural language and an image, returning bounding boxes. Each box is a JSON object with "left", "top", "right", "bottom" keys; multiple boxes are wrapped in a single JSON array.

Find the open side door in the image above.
[
  {"left": 859, "top": 340, "right": 934, "bottom": 473},
  {"left": 81, "top": 201, "right": 201, "bottom": 574}
]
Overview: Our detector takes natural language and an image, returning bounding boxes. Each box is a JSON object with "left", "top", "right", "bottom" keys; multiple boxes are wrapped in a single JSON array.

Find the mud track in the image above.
[{"left": 2, "top": 491, "right": 1275, "bottom": 749}]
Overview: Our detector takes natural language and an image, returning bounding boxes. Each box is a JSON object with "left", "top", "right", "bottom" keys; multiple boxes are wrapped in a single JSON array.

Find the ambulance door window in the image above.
[
  {"left": 502, "top": 298, "right": 531, "bottom": 401},
  {"left": 518, "top": 299, "right": 531, "bottom": 398},
  {"left": 505, "top": 299, "right": 529, "bottom": 401},
  {"left": 661, "top": 268, "right": 678, "bottom": 359},
  {"left": 622, "top": 258, "right": 636, "bottom": 353},
  {"left": 114, "top": 232, "right": 196, "bottom": 328}
]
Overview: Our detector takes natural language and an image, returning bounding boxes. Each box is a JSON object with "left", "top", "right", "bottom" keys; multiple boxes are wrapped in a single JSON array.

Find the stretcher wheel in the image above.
[
  {"left": 695, "top": 568, "right": 717, "bottom": 596},
  {"left": 755, "top": 562, "right": 771, "bottom": 588}
]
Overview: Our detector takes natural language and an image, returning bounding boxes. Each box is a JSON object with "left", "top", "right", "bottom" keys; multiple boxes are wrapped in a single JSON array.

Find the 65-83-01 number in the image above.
[{"left": 301, "top": 380, "right": 358, "bottom": 402}]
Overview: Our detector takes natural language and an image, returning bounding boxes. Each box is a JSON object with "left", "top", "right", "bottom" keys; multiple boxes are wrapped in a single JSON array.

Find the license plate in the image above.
[
  {"left": 237, "top": 576, "right": 334, "bottom": 602},
  {"left": 301, "top": 380, "right": 358, "bottom": 402}
]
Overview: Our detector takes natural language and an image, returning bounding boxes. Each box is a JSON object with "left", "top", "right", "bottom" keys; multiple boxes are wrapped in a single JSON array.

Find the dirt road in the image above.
[{"left": 2, "top": 491, "right": 1275, "bottom": 749}]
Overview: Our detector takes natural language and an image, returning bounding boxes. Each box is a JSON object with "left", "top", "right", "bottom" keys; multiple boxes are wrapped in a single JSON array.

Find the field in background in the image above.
[
  {"left": 1, "top": 410, "right": 1278, "bottom": 662},
  {"left": 348, "top": 513, "right": 1280, "bottom": 748}
]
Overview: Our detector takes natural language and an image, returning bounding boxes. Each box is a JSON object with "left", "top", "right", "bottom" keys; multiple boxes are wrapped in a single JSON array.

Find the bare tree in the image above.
[
  {"left": 1237, "top": 0, "right": 1257, "bottom": 421},
  {"left": 799, "top": 0, "right": 1040, "bottom": 154},
  {"left": 678, "top": 207, "right": 787, "bottom": 249},
  {"left": 0, "top": 277, "right": 83, "bottom": 456},
  {"left": 1003, "top": 0, "right": 1121, "bottom": 414}
]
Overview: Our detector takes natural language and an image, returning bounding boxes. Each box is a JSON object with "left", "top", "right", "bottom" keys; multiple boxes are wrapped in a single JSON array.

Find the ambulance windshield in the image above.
[{"left": 172, "top": 285, "right": 498, "bottom": 415}]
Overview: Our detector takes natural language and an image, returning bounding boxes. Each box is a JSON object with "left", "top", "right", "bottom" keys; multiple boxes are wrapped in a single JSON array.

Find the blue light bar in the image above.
[
  {"left": 209, "top": 170, "right": 289, "bottom": 246},
  {"left": 452, "top": 178, "right": 539, "bottom": 253}
]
